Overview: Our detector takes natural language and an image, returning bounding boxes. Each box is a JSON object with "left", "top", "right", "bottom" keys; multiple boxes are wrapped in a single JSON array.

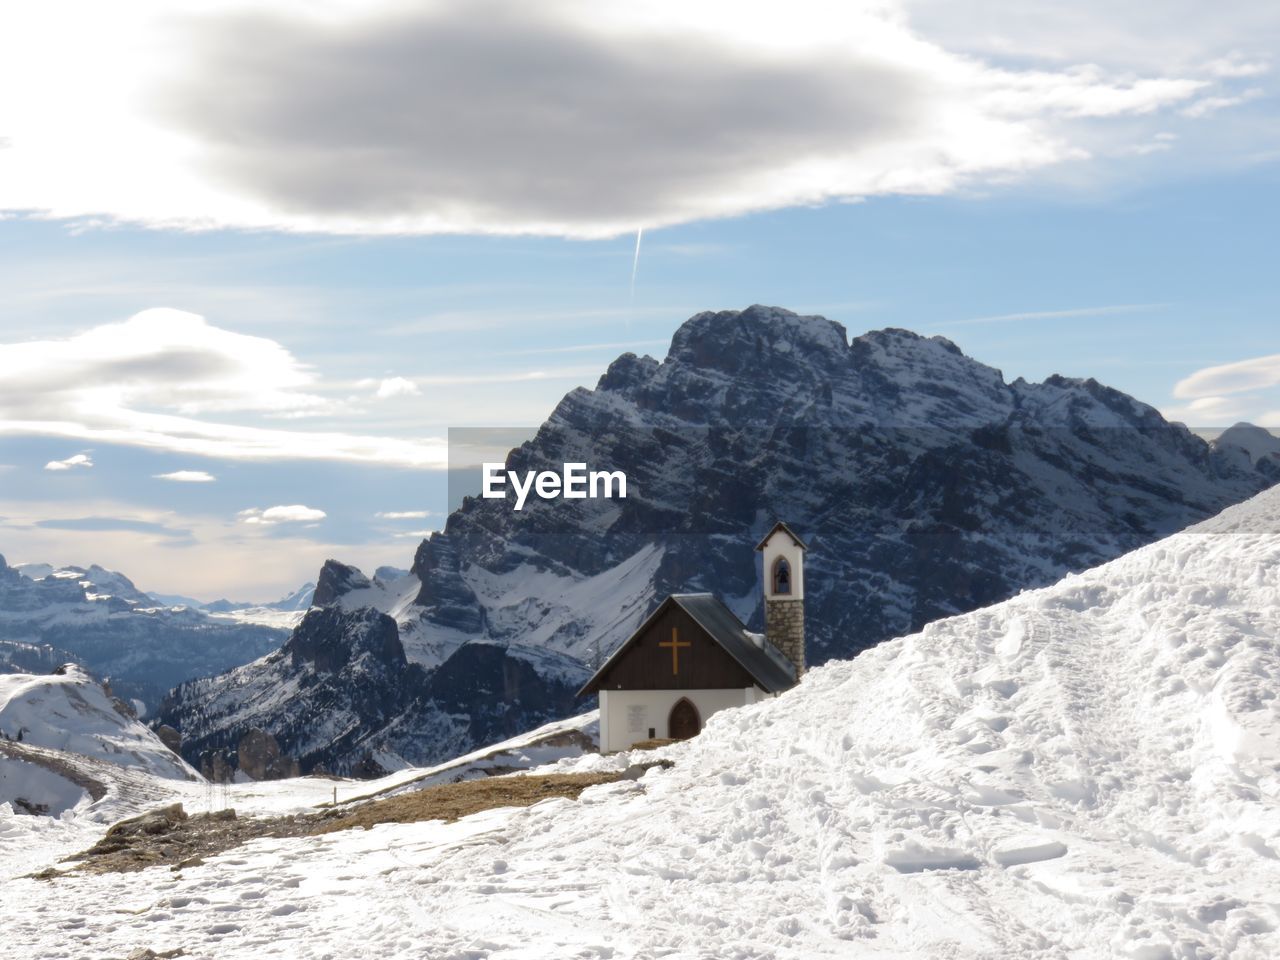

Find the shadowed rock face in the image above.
[
  {"left": 286, "top": 605, "right": 405, "bottom": 673},
  {"left": 155, "top": 607, "right": 588, "bottom": 778},
  {"left": 236, "top": 728, "right": 301, "bottom": 781},
  {"left": 312, "top": 559, "right": 372, "bottom": 607}
]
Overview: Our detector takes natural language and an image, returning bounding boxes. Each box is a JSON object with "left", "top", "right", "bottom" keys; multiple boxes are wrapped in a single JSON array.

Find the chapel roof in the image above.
[
  {"left": 754, "top": 520, "right": 808, "bottom": 552},
  {"left": 577, "top": 593, "right": 797, "bottom": 697}
]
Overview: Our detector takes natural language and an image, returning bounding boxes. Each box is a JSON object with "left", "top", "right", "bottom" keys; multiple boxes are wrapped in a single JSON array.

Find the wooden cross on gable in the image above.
[{"left": 658, "top": 627, "right": 690, "bottom": 675}]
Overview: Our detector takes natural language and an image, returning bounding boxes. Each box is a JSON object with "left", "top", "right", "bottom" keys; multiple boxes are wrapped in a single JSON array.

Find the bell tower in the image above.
[{"left": 756, "top": 520, "right": 807, "bottom": 677}]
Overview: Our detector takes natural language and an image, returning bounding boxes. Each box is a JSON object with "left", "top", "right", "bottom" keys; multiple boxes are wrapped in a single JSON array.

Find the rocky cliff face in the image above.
[
  {"left": 154, "top": 305, "right": 1275, "bottom": 777},
  {"left": 409, "top": 306, "right": 1272, "bottom": 667},
  {"left": 154, "top": 601, "right": 588, "bottom": 778}
]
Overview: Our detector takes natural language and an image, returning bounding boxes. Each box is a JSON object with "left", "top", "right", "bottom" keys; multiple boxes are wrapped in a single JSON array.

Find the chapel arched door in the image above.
[{"left": 668, "top": 698, "right": 701, "bottom": 740}]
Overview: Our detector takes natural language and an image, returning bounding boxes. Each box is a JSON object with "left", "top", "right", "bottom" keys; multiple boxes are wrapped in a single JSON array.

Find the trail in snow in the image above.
[{"left": 4, "top": 489, "right": 1280, "bottom": 958}]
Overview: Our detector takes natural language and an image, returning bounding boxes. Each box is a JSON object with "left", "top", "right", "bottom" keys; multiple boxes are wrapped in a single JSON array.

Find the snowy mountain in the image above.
[
  {"left": 201, "top": 581, "right": 317, "bottom": 616},
  {"left": 0, "top": 556, "right": 288, "bottom": 708},
  {"left": 154, "top": 570, "right": 589, "bottom": 778},
  {"left": 408, "top": 306, "right": 1272, "bottom": 668},
  {"left": 156, "top": 306, "right": 1272, "bottom": 779},
  {"left": 151, "top": 580, "right": 318, "bottom": 631},
  {"left": 8, "top": 482, "right": 1280, "bottom": 959},
  {"left": 1214, "top": 422, "right": 1280, "bottom": 478},
  {"left": 0, "top": 664, "right": 199, "bottom": 816}
]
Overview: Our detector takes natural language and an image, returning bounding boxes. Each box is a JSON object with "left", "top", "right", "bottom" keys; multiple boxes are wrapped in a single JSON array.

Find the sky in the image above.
[{"left": 1, "top": 0, "right": 1278, "bottom": 600}]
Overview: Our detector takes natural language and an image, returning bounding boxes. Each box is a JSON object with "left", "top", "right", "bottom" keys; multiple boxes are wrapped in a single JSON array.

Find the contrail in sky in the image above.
[{"left": 629, "top": 227, "right": 644, "bottom": 302}]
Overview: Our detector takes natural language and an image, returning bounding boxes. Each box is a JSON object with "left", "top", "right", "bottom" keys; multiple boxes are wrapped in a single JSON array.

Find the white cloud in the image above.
[
  {"left": 238, "top": 504, "right": 327, "bottom": 525},
  {"left": 1180, "top": 89, "right": 1264, "bottom": 119},
  {"left": 1205, "top": 55, "right": 1271, "bottom": 79},
  {"left": 0, "top": 309, "right": 448, "bottom": 469},
  {"left": 0, "top": 497, "right": 381, "bottom": 599},
  {"left": 392, "top": 529, "right": 437, "bottom": 539},
  {"left": 943, "top": 303, "right": 1164, "bottom": 327},
  {"left": 0, "top": 0, "right": 1249, "bottom": 238},
  {"left": 44, "top": 453, "right": 93, "bottom": 471},
  {"left": 3, "top": 307, "right": 324, "bottom": 415},
  {"left": 1160, "top": 395, "right": 1255, "bottom": 425},
  {"left": 375, "top": 377, "right": 421, "bottom": 399},
  {"left": 902, "top": 1, "right": 1278, "bottom": 74},
  {"left": 376, "top": 511, "right": 432, "bottom": 519},
  {"left": 1174, "top": 353, "right": 1280, "bottom": 399},
  {"left": 154, "top": 470, "right": 215, "bottom": 482}
]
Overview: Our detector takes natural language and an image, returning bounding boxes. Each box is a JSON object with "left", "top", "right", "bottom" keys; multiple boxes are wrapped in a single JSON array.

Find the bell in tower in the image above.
[{"left": 755, "top": 520, "right": 808, "bottom": 676}]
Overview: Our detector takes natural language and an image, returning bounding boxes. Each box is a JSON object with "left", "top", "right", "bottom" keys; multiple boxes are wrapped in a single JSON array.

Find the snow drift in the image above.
[
  {"left": 0, "top": 665, "right": 199, "bottom": 799},
  {"left": 5, "top": 487, "right": 1280, "bottom": 958},
  {"left": 376, "top": 483, "right": 1280, "bottom": 958}
]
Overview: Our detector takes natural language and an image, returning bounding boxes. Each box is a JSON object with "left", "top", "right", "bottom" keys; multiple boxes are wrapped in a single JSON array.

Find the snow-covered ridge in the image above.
[
  {"left": 408, "top": 481, "right": 1275, "bottom": 957},
  {"left": 0, "top": 664, "right": 200, "bottom": 820}
]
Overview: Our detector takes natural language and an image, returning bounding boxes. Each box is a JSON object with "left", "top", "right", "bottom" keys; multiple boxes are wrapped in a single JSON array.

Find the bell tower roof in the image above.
[{"left": 754, "top": 520, "right": 808, "bottom": 552}]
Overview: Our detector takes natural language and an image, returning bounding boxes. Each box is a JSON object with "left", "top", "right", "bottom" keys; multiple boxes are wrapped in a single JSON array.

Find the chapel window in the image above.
[{"left": 772, "top": 556, "right": 791, "bottom": 595}]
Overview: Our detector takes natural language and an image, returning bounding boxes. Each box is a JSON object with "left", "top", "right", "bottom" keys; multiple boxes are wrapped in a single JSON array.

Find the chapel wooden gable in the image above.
[{"left": 579, "top": 593, "right": 797, "bottom": 696}]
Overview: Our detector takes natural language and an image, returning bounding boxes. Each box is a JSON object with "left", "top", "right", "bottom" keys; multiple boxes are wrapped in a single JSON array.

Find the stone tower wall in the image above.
[{"left": 765, "top": 597, "right": 805, "bottom": 677}]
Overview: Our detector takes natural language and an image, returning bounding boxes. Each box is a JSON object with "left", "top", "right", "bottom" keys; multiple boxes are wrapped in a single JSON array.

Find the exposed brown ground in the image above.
[
  {"left": 39, "top": 771, "right": 623, "bottom": 878},
  {"left": 312, "top": 771, "right": 621, "bottom": 834},
  {"left": 336, "top": 727, "right": 598, "bottom": 806}
]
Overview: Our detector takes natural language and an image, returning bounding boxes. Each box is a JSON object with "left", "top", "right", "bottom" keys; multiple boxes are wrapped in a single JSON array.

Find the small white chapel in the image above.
[{"left": 578, "top": 521, "right": 808, "bottom": 753}]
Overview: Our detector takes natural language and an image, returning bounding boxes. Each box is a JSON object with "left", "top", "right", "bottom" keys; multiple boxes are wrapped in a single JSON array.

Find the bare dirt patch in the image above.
[
  {"left": 39, "top": 771, "right": 624, "bottom": 878},
  {"left": 313, "top": 771, "right": 621, "bottom": 834}
]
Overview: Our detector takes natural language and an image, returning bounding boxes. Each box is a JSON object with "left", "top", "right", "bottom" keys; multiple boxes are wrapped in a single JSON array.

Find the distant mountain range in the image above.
[
  {"left": 0, "top": 557, "right": 289, "bottom": 708},
  {"left": 155, "top": 305, "right": 1278, "bottom": 779},
  {"left": 150, "top": 580, "right": 320, "bottom": 616}
]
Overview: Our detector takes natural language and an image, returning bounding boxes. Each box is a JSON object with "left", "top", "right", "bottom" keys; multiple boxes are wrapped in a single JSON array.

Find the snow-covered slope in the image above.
[
  {"left": 409, "top": 483, "right": 1280, "bottom": 958},
  {"left": 14, "top": 483, "right": 1278, "bottom": 959},
  {"left": 0, "top": 666, "right": 198, "bottom": 782},
  {"left": 0, "top": 665, "right": 199, "bottom": 819},
  {"left": 198, "top": 581, "right": 318, "bottom": 628},
  {"left": 0, "top": 709, "right": 598, "bottom": 883}
]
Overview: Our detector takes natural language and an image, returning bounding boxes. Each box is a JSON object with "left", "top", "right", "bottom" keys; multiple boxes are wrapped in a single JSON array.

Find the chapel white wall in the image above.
[{"left": 598, "top": 687, "right": 766, "bottom": 752}]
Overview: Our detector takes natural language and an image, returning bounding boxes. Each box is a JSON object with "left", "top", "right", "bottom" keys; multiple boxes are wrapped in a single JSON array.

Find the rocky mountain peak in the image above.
[
  {"left": 313, "top": 559, "right": 373, "bottom": 607},
  {"left": 285, "top": 607, "right": 403, "bottom": 674},
  {"left": 597, "top": 352, "right": 660, "bottom": 393},
  {"left": 1217, "top": 422, "right": 1280, "bottom": 462},
  {"left": 664, "top": 304, "right": 849, "bottom": 380}
]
